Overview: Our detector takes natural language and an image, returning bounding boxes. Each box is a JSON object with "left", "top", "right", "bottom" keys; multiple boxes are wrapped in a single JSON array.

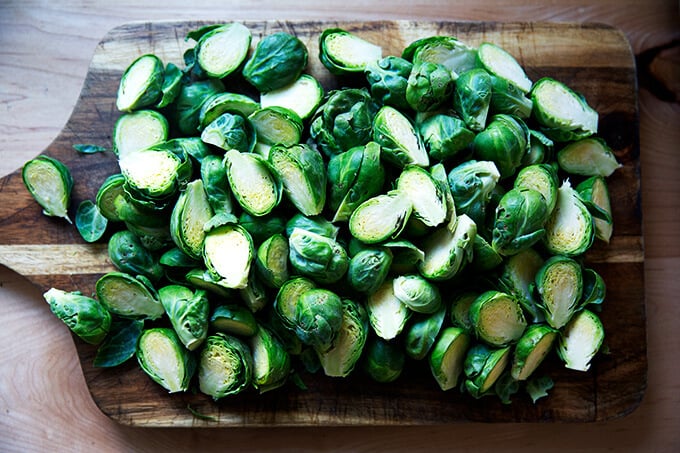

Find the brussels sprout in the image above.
[
  {"left": 184, "top": 268, "right": 232, "bottom": 298},
  {"left": 120, "top": 145, "right": 193, "bottom": 202},
  {"left": 43, "top": 288, "right": 111, "bottom": 345},
  {"left": 116, "top": 54, "right": 164, "bottom": 112},
  {"left": 243, "top": 32, "right": 308, "bottom": 92},
  {"left": 170, "top": 180, "right": 213, "bottom": 260},
  {"left": 310, "top": 88, "right": 379, "bottom": 157},
  {"left": 576, "top": 176, "right": 614, "bottom": 243},
  {"left": 491, "top": 187, "right": 549, "bottom": 256},
  {"left": 238, "top": 270, "right": 269, "bottom": 313},
  {"left": 255, "top": 233, "right": 289, "bottom": 288},
  {"left": 249, "top": 325, "right": 292, "bottom": 393},
  {"left": 317, "top": 298, "right": 369, "bottom": 377},
  {"left": 348, "top": 190, "right": 412, "bottom": 244},
  {"left": 418, "top": 214, "right": 477, "bottom": 281},
  {"left": 171, "top": 79, "right": 225, "bottom": 136},
  {"left": 429, "top": 326, "right": 471, "bottom": 390},
  {"left": 292, "top": 288, "right": 344, "bottom": 352},
  {"left": 112, "top": 110, "right": 169, "bottom": 159},
  {"left": 511, "top": 324, "right": 557, "bottom": 380},
  {"left": 364, "top": 56, "right": 413, "bottom": 109},
  {"left": 418, "top": 113, "right": 475, "bottom": 161},
  {"left": 274, "top": 276, "right": 316, "bottom": 331},
  {"left": 198, "top": 92, "right": 260, "bottom": 131},
  {"left": 473, "top": 114, "right": 528, "bottom": 179},
  {"left": 22, "top": 155, "right": 73, "bottom": 223},
  {"left": 447, "top": 160, "right": 500, "bottom": 227},
  {"left": 469, "top": 290, "right": 527, "bottom": 347},
  {"left": 362, "top": 337, "right": 405, "bottom": 383},
  {"left": 285, "top": 213, "right": 339, "bottom": 240},
  {"left": 477, "top": 42, "right": 532, "bottom": 93},
  {"left": 366, "top": 279, "right": 412, "bottom": 340},
  {"left": 397, "top": 165, "right": 447, "bottom": 228},
  {"left": 155, "top": 62, "right": 182, "bottom": 108},
  {"left": 406, "top": 61, "right": 453, "bottom": 112},
  {"left": 372, "top": 105, "right": 429, "bottom": 168},
  {"left": 347, "top": 247, "right": 393, "bottom": 294},
  {"left": 269, "top": 144, "right": 326, "bottom": 216},
  {"left": 239, "top": 212, "right": 286, "bottom": 244},
  {"left": 94, "top": 318, "right": 145, "bottom": 368},
  {"left": 95, "top": 174, "right": 126, "bottom": 222},
  {"left": 450, "top": 291, "right": 478, "bottom": 332},
  {"left": 580, "top": 268, "right": 607, "bottom": 310},
  {"left": 405, "top": 304, "right": 446, "bottom": 360},
  {"left": 557, "top": 309, "right": 604, "bottom": 371},
  {"left": 288, "top": 228, "right": 349, "bottom": 284},
  {"left": 123, "top": 221, "right": 173, "bottom": 252},
  {"left": 159, "top": 284, "right": 209, "bottom": 351},
  {"left": 514, "top": 164, "right": 559, "bottom": 215},
  {"left": 523, "top": 129, "right": 554, "bottom": 166},
  {"left": 382, "top": 239, "right": 425, "bottom": 274},
  {"left": 531, "top": 77, "right": 598, "bottom": 142},
  {"left": 319, "top": 28, "right": 382, "bottom": 75},
  {"left": 260, "top": 74, "right": 324, "bottom": 120},
  {"left": 249, "top": 106, "right": 303, "bottom": 149},
  {"left": 489, "top": 75, "right": 533, "bottom": 119},
  {"left": 328, "top": 141, "right": 385, "bottom": 222},
  {"left": 195, "top": 23, "right": 251, "bottom": 79},
  {"left": 95, "top": 271, "right": 163, "bottom": 319},
  {"left": 428, "top": 163, "right": 457, "bottom": 224},
  {"left": 200, "top": 154, "right": 234, "bottom": 216},
  {"left": 392, "top": 274, "right": 442, "bottom": 314},
  {"left": 558, "top": 137, "right": 622, "bottom": 178},
  {"left": 108, "top": 230, "right": 163, "bottom": 282},
  {"left": 198, "top": 333, "right": 253, "bottom": 399},
  {"left": 497, "top": 247, "right": 545, "bottom": 323},
  {"left": 210, "top": 304, "right": 258, "bottom": 337},
  {"left": 402, "top": 35, "right": 477, "bottom": 79},
  {"left": 463, "top": 343, "right": 511, "bottom": 399},
  {"left": 535, "top": 255, "right": 583, "bottom": 329},
  {"left": 203, "top": 224, "right": 254, "bottom": 289},
  {"left": 543, "top": 180, "right": 595, "bottom": 256},
  {"left": 453, "top": 68, "right": 493, "bottom": 132},
  {"left": 200, "top": 112, "right": 256, "bottom": 153},
  {"left": 224, "top": 149, "right": 281, "bottom": 217},
  {"left": 137, "top": 327, "right": 196, "bottom": 393}
]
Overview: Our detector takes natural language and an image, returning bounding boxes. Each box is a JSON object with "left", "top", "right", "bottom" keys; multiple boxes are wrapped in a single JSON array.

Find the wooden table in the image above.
[{"left": 1, "top": 1, "right": 678, "bottom": 450}]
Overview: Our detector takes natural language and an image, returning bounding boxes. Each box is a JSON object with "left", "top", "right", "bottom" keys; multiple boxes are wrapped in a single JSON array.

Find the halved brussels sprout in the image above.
[
  {"left": 159, "top": 284, "right": 209, "bottom": 351},
  {"left": 120, "top": 145, "right": 192, "bottom": 202},
  {"left": 170, "top": 180, "right": 213, "bottom": 260},
  {"left": 418, "top": 113, "right": 475, "bottom": 162},
  {"left": 285, "top": 213, "right": 339, "bottom": 240},
  {"left": 557, "top": 309, "right": 604, "bottom": 371},
  {"left": 22, "top": 155, "right": 73, "bottom": 223},
  {"left": 497, "top": 247, "right": 545, "bottom": 323},
  {"left": 535, "top": 255, "right": 583, "bottom": 329},
  {"left": 489, "top": 75, "right": 533, "bottom": 119},
  {"left": 364, "top": 56, "right": 412, "bottom": 110},
  {"left": 195, "top": 23, "right": 251, "bottom": 79},
  {"left": 402, "top": 35, "right": 477, "bottom": 79},
  {"left": 43, "top": 288, "right": 111, "bottom": 345},
  {"left": 576, "top": 176, "right": 614, "bottom": 243},
  {"left": 473, "top": 114, "right": 528, "bottom": 179},
  {"left": 392, "top": 274, "right": 442, "bottom": 314},
  {"left": 397, "top": 165, "right": 447, "bottom": 228},
  {"left": 453, "top": 68, "right": 493, "bottom": 132},
  {"left": 447, "top": 160, "right": 500, "bottom": 227},
  {"left": 108, "top": 230, "right": 163, "bottom": 282},
  {"left": 274, "top": 276, "right": 316, "bottom": 331},
  {"left": 543, "top": 180, "right": 595, "bottom": 256},
  {"left": 406, "top": 61, "right": 453, "bottom": 112},
  {"left": 243, "top": 31, "right": 308, "bottom": 92},
  {"left": 491, "top": 187, "right": 549, "bottom": 256},
  {"left": 317, "top": 298, "right": 369, "bottom": 377},
  {"left": 260, "top": 74, "right": 324, "bottom": 120},
  {"left": 531, "top": 77, "right": 598, "bottom": 142},
  {"left": 269, "top": 144, "right": 326, "bottom": 216},
  {"left": 450, "top": 291, "right": 478, "bottom": 332},
  {"left": 558, "top": 137, "right": 622, "bottom": 177},
  {"left": 210, "top": 304, "right": 258, "bottom": 337},
  {"left": 292, "top": 288, "right": 344, "bottom": 352},
  {"left": 514, "top": 164, "right": 559, "bottom": 215},
  {"left": 112, "top": 110, "right": 169, "bottom": 159},
  {"left": 366, "top": 279, "right": 412, "bottom": 341},
  {"left": 405, "top": 305, "right": 446, "bottom": 360},
  {"left": 249, "top": 106, "right": 303, "bottom": 148},
  {"left": 382, "top": 239, "right": 425, "bottom": 274},
  {"left": 255, "top": 233, "right": 289, "bottom": 288},
  {"left": 95, "top": 271, "right": 163, "bottom": 320},
  {"left": 348, "top": 190, "right": 412, "bottom": 244},
  {"left": 288, "top": 228, "right": 349, "bottom": 284},
  {"left": 429, "top": 163, "right": 457, "bottom": 224},
  {"left": 477, "top": 42, "right": 532, "bottom": 93},
  {"left": 171, "top": 78, "right": 225, "bottom": 136},
  {"left": 511, "top": 324, "right": 557, "bottom": 380},
  {"left": 361, "top": 336, "right": 405, "bottom": 383},
  {"left": 198, "top": 333, "right": 253, "bottom": 399},
  {"left": 347, "top": 247, "right": 393, "bottom": 295},
  {"left": 198, "top": 92, "right": 260, "bottom": 131},
  {"left": 373, "top": 105, "right": 429, "bottom": 168},
  {"left": 203, "top": 224, "right": 254, "bottom": 289},
  {"left": 116, "top": 54, "right": 164, "bottom": 112},
  {"left": 224, "top": 149, "right": 281, "bottom": 217},
  {"left": 418, "top": 214, "right": 477, "bottom": 281},
  {"left": 463, "top": 343, "right": 511, "bottom": 399},
  {"left": 96, "top": 173, "right": 126, "bottom": 221},
  {"left": 470, "top": 290, "right": 527, "bottom": 347},
  {"left": 249, "top": 325, "right": 291, "bottom": 393},
  {"left": 137, "top": 327, "right": 196, "bottom": 393},
  {"left": 319, "top": 28, "right": 382, "bottom": 75},
  {"left": 429, "top": 326, "right": 471, "bottom": 391},
  {"left": 200, "top": 112, "right": 256, "bottom": 153},
  {"left": 580, "top": 268, "right": 607, "bottom": 309}
]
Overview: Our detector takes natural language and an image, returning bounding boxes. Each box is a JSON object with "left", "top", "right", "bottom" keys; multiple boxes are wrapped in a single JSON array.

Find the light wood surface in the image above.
[{"left": 0, "top": 0, "right": 678, "bottom": 451}]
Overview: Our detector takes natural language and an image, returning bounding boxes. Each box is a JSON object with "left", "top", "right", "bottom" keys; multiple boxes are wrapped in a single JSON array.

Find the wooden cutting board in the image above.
[{"left": 0, "top": 20, "right": 645, "bottom": 426}]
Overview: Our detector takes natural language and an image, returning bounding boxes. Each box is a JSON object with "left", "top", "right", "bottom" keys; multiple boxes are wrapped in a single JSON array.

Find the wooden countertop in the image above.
[{"left": 1, "top": 1, "right": 678, "bottom": 451}]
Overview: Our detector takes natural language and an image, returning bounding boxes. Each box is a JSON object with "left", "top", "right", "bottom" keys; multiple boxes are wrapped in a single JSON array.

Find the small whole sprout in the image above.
[
  {"left": 364, "top": 56, "right": 413, "bottom": 109},
  {"left": 347, "top": 247, "right": 393, "bottom": 295},
  {"left": 491, "top": 187, "right": 549, "bottom": 256},
  {"left": 405, "top": 61, "right": 454, "bottom": 112},
  {"left": 453, "top": 68, "right": 493, "bottom": 132},
  {"left": 447, "top": 160, "right": 500, "bottom": 227},
  {"left": 392, "top": 274, "right": 442, "bottom": 314},
  {"left": 418, "top": 113, "right": 475, "bottom": 162},
  {"left": 288, "top": 228, "right": 349, "bottom": 284},
  {"left": 473, "top": 114, "right": 528, "bottom": 179},
  {"left": 292, "top": 288, "right": 344, "bottom": 352},
  {"left": 242, "top": 32, "right": 308, "bottom": 92},
  {"left": 43, "top": 288, "right": 112, "bottom": 345}
]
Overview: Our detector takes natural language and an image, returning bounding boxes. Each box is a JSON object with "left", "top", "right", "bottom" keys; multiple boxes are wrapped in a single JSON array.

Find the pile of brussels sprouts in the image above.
[{"left": 27, "top": 23, "right": 623, "bottom": 404}]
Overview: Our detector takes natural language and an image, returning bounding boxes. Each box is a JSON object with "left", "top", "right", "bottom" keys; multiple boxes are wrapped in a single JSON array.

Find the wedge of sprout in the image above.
[
  {"left": 22, "top": 155, "right": 73, "bottom": 223},
  {"left": 116, "top": 54, "right": 164, "bottom": 112},
  {"left": 557, "top": 309, "right": 605, "bottom": 371},
  {"left": 534, "top": 255, "right": 583, "bottom": 329},
  {"left": 170, "top": 179, "right": 213, "bottom": 260},
  {"left": 463, "top": 343, "right": 511, "bottom": 399},
  {"left": 418, "top": 214, "right": 477, "bottom": 281},
  {"left": 274, "top": 276, "right": 316, "bottom": 332},
  {"left": 362, "top": 337, "right": 405, "bottom": 383},
  {"left": 557, "top": 137, "right": 622, "bottom": 177},
  {"left": 95, "top": 271, "right": 164, "bottom": 320},
  {"left": 317, "top": 298, "right": 369, "bottom": 377},
  {"left": 405, "top": 305, "right": 446, "bottom": 360},
  {"left": 429, "top": 326, "right": 471, "bottom": 391},
  {"left": 43, "top": 288, "right": 111, "bottom": 345},
  {"left": 198, "top": 333, "right": 253, "bottom": 399},
  {"left": 112, "top": 110, "right": 169, "bottom": 159},
  {"left": 249, "top": 325, "right": 291, "bottom": 393},
  {"left": 373, "top": 105, "right": 429, "bottom": 168},
  {"left": 158, "top": 284, "right": 209, "bottom": 351},
  {"left": 195, "top": 22, "right": 251, "bottom": 79},
  {"left": 511, "top": 324, "right": 557, "bottom": 380},
  {"left": 576, "top": 176, "right": 614, "bottom": 243},
  {"left": 397, "top": 165, "right": 447, "bottom": 228},
  {"left": 260, "top": 74, "right": 324, "bottom": 121},
  {"left": 137, "top": 327, "right": 196, "bottom": 393},
  {"left": 119, "top": 145, "right": 192, "bottom": 203},
  {"left": 319, "top": 28, "right": 382, "bottom": 75},
  {"left": 255, "top": 233, "right": 289, "bottom": 289},
  {"left": 543, "top": 180, "right": 595, "bottom": 256},
  {"left": 203, "top": 224, "right": 254, "bottom": 289},
  {"left": 198, "top": 92, "right": 260, "bottom": 130},
  {"left": 249, "top": 106, "right": 304, "bottom": 149},
  {"left": 348, "top": 190, "right": 412, "bottom": 244},
  {"left": 210, "top": 304, "right": 258, "bottom": 337},
  {"left": 477, "top": 42, "right": 532, "bottom": 93},
  {"left": 366, "top": 279, "right": 412, "bottom": 341},
  {"left": 224, "top": 149, "right": 281, "bottom": 217},
  {"left": 269, "top": 143, "right": 326, "bottom": 216},
  {"left": 469, "top": 291, "right": 527, "bottom": 347}
]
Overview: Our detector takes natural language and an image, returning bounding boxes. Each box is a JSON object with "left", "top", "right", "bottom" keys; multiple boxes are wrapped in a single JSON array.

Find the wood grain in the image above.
[{"left": 0, "top": 19, "right": 645, "bottom": 427}]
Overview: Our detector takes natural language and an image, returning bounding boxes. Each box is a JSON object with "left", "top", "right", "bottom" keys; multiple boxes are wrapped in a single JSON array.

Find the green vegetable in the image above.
[
  {"left": 491, "top": 187, "right": 549, "bottom": 256},
  {"left": 373, "top": 105, "right": 429, "bottom": 168},
  {"left": 249, "top": 106, "right": 303, "bottom": 149},
  {"left": 489, "top": 75, "right": 533, "bottom": 118},
  {"left": 429, "top": 326, "right": 471, "bottom": 390},
  {"left": 22, "top": 155, "right": 73, "bottom": 223},
  {"left": 402, "top": 35, "right": 477, "bottom": 79},
  {"left": 249, "top": 325, "right": 291, "bottom": 393},
  {"left": 156, "top": 62, "right": 182, "bottom": 108},
  {"left": 576, "top": 176, "right": 614, "bottom": 243},
  {"left": 75, "top": 200, "right": 108, "bottom": 243},
  {"left": 171, "top": 79, "right": 225, "bottom": 136},
  {"left": 348, "top": 190, "right": 412, "bottom": 244},
  {"left": 224, "top": 149, "right": 281, "bottom": 217},
  {"left": 95, "top": 271, "right": 164, "bottom": 319},
  {"left": 469, "top": 290, "right": 527, "bottom": 347},
  {"left": 418, "top": 214, "right": 477, "bottom": 281},
  {"left": 273, "top": 276, "right": 316, "bottom": 331},
  {"left": 93, "top": 318, "right": 144, "bottom": 368},
  {"left": 477, "top": 42, "right": 532, "bottom": 93},
  {"left": 405, "top": 61, "right": 453, "bottom": 112},
  {"left": 447, "top": 160, "right": 500, "bottom": 227},
  {"left": 159, "top": 284, "right": 210, "bottom": 351},
  {"left": 397, "top": 165, "right": 447, "bottom": 228},
  {"left": 362, "top": 337, "right": 405, "bottom": 383},
  {"left": 285, "top": 213, "right": 339, "bottom": 239},
  {"left": 366, "top": 279, "right": 412, "bottom": 341},
  {"left": 260, "top": 74, "right": 324, "bottom": 121},
  {"left": 450, "top": 291, "right": 478, "bottom": 332},
  {"left": 542, "top": 180, "right": 595, "bottom": 256},
  {"left": 170, "top": 179, "right": 213, "bottom": 260},
  {"left": 108, "top": 230, "right": 163, "bottom": 282},
  {"left": 418, "top": 113, "right": 475, "bottom": 161},
  {"left": 95, "top": 174, "right": 126, "bottom": 222},
  {"left": 473, "top": 114, "right": 528, "bottom": 179},
  {"left": 319, "top": 28, "right": 382, "bottom": 75},
  {"left": 405, "top": 305, "right": 446, "bottom": 360},
  {"left": 558, "top": 137, "right": 622, "bottom": 177},
  {"left": 269, "top": 144, "right": 326, "bottom": 216},
  {"left": 392, "top": 274, "right": 442, "bottom": 314},
  {"left": 291, "top": 288, "right": 344, "bottom": 352},
  {"left": 195, "top": 23, "right": 251, "bottom": 79},
  {"left": 201, "top": 112, "right": 255, "bottom": 153},
  {"left": 557, "top": 309, "right": 604, "bottom": 371},
  {"left": 198, "top": 333, "right": 253, "bottom": 399},
  {"left": 288, "top": 228, "right": 349, "bottom": 284},
  {"left": 364, "top": 56, "right": 412, "bottom": 110},
  {"left": 511, "top": 324, "right": 557, "bottom": 380},
  {"left": 255, "top": 233, "right": 289, "bottom": 288},
  {"left": 243, "top": 32, "right": 308, "bottom": 92},
  {"left": 347, "top": 247, "right": 393, "bottom": 295},
  {"left": 453, "top": 68, "right": 492, "bottom": 132},
  {"left": 113, "top": 110, "right": 169, "bottom": 159},
  {"left": 203, "top": 224, "right": 254, "bottom": 289},
  {"left": 317, "top": 298, "right": 369, "bottom": 377},
  {"left": 463, "top": 343, "right": 511, "bottom": 398},
  {"left": 198, "top": 92, "right": 260, "bottom": 130},
  {"left": 73, "top": 144, "right": 107, "bottom": 154},
  {"left": 43, "top": 288, "right": 111, "bottom": 345},
  {"left": 534, "top": 255, "right": 583, "bottom": 329},
  {"left": 116, "top": 54, "right": 164, "bottom": 112},
  {"left": 513, "top": 163, "right": 559, "bottom": 215},
  {"left": 137, "top": 327, "right": 196, "bottom": 393},
  {"left": 497, "top": 248, "right": 545, "bottom": 323},
  {"left": 200, "top": 154, "right": 234, "bottom": 217}
]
